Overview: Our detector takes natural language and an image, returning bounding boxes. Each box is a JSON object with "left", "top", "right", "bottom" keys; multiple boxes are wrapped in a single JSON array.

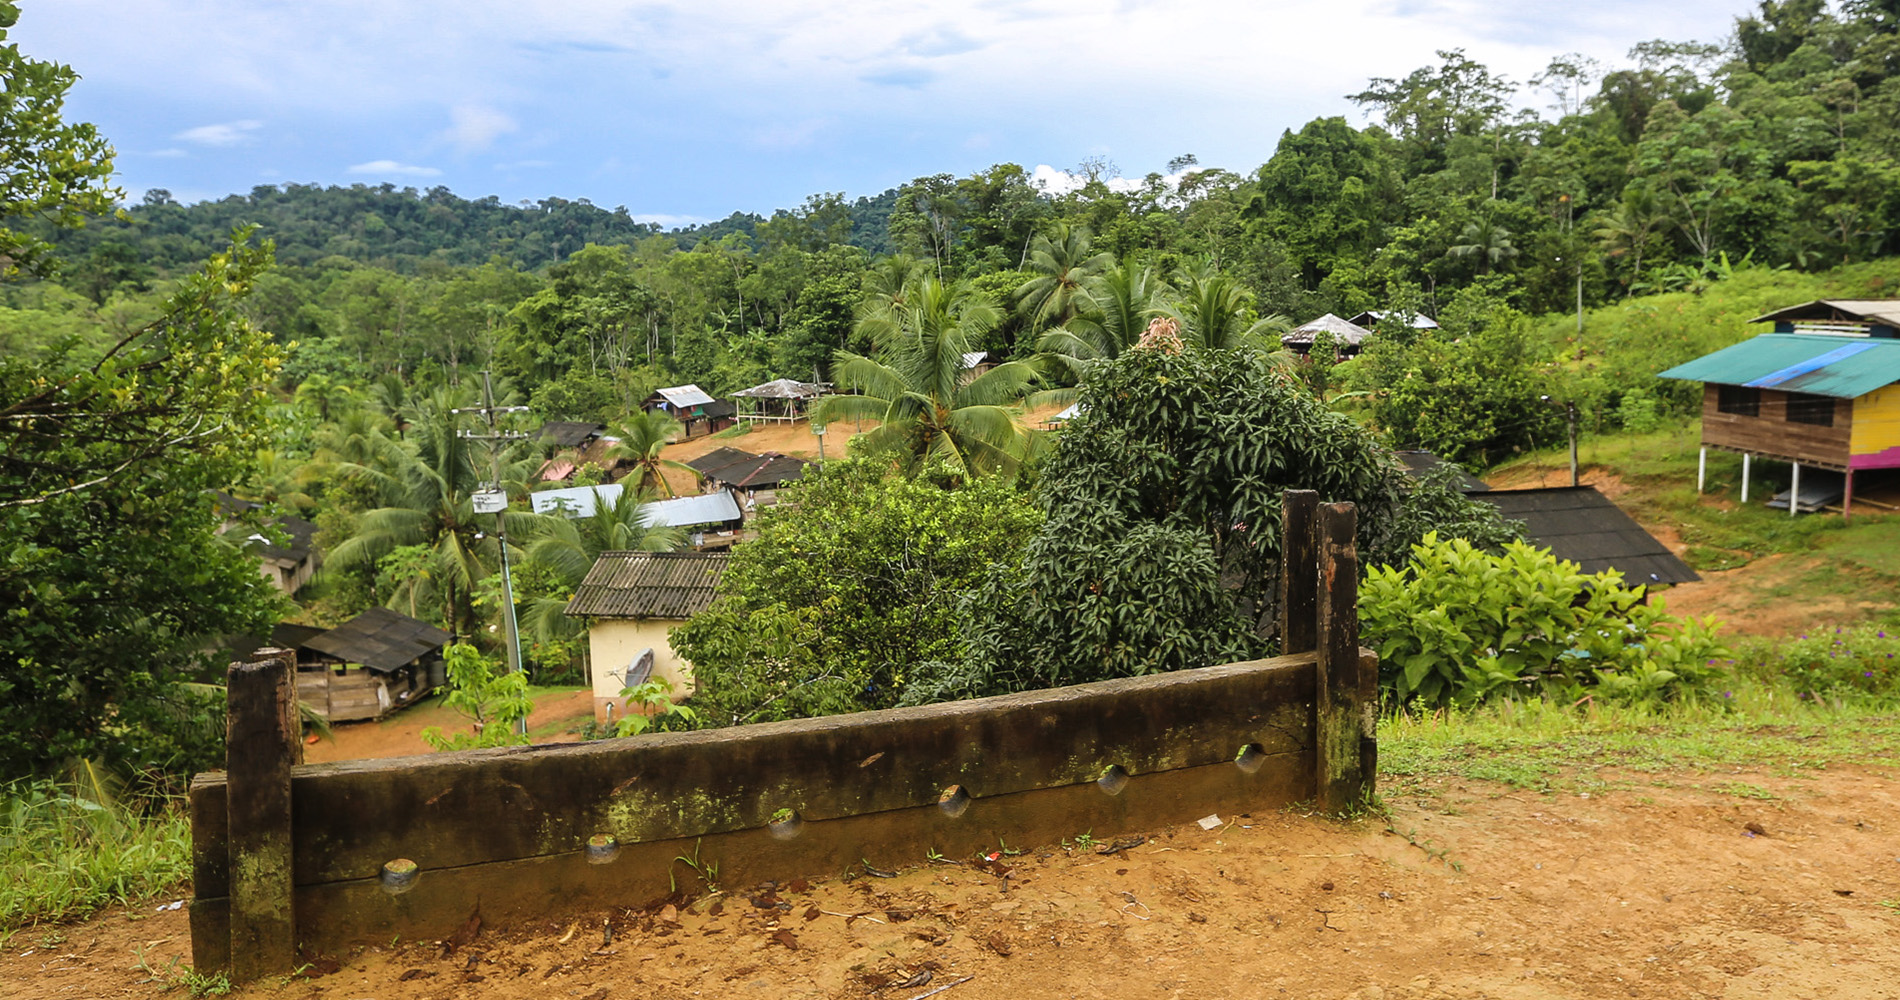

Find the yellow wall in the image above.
[
  {"left": 1851, "top": 385, "right": 1900, "bottom": 469},
  {"left": 586, "top": 618, "right": 696, "bottom": 724}
]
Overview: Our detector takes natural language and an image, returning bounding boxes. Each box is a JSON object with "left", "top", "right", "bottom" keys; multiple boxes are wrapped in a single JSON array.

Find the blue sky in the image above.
[{"left": 31, "top": 0, "right": 1752, "bottom": 225}]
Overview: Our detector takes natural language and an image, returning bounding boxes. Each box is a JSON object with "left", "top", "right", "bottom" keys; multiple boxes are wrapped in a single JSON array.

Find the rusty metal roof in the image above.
[
  {"left": 1658, "top": 333, "right": 1900, "bottom": 399},
  {"left": 710, "top": 452, "right": 809, "bottom": 489},
  {"left": 538, "top": 421, "right": 606, "bottom": 448},
  {"left": 1750, "top": 299, "right": 1900, "bottom": 328},
  {"left": 301, "top": 606, "right": 450, "bottom": 673},
  {"left": 686, "top": 447, "right": 758, "bottom": 476},
  {"left": 563, "top": 551, "right": 729, "bottom": 619}
]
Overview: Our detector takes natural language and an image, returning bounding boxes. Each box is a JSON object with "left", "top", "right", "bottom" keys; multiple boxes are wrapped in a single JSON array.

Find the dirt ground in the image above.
[
  {"left": 11, "top": 763, "right": 1900, "bottom": 1000},
  {"left": 302, "top": 688, "right": 596, "bottom": 764}
]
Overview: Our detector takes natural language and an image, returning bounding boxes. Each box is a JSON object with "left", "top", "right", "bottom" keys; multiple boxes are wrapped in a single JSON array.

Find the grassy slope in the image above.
[{"left": 1529, "top": 259, "right": 1900, "bottom": 407}]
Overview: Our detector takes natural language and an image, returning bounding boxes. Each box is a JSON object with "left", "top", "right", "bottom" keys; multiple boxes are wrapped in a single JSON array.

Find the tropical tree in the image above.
[
  {"left": 1014, "top": 224, "right": 1112, "bottom": 330},
  {"left": 1447, "top": 212, "right": 1520, "bottom": 275},
  {"left": 1162, "top": 266, "right": 1289, "bottom": 352},
  {"left": 602, "top": 408, "right": 696, "bottom": 496},
  {"left": 1593, "top": 187, "right": 1675, "bottom": 294},
  {"left": 1037, "top": 256, "right": 1168, "bottom": 373},
  {"left": 520, "top": 489, "right": 681, "bottom": 645},
  {"left": 322, "top": 393, "right": 552, "bottom": 639},
  {"left": 815, "top": 278, "right": 1042, "bottom": 478}
]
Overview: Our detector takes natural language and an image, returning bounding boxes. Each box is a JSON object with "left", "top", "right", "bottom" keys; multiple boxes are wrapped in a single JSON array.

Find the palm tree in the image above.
[
  {"left": 322, "top": 393, "right": 554, "bottom": 639},
  {"left": 1038, "top": 257, "right": 1169, "bottom": 374},
  {"left": 1594, "top": 187, "right": 1673, "bottom": 296},
  {"left": 815, "top": 278, "right": 1042, "bottom": 478},
  {"left": 602, "top": 409, "right": 698, "bottom": 496},
  {"left": 521, "top": 489, "right": 683, "bottom": 645},
  {"left": 1448, "top": 213, "right": 1520, "bottom": 275},
  {"left": 1162, "top": 267, "right": 1289, "bottom": 352},
  {"left": 1014, "top": 224, "right": 1112, "bottom": 330}
]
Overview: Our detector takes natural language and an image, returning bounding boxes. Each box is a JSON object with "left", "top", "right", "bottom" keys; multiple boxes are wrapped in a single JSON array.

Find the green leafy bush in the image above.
[
  {"left": 1736, "top": 625, "right": 1900, "bottom": 698},
  {"left": 1363, "top": 533, "right": 1728, "bottom": 706},
  {"left": 1, "top": 776, "right": 189, "bottom": 930},
  {"left": 420, "top": 644, "right": 534, "bottom": 750}
]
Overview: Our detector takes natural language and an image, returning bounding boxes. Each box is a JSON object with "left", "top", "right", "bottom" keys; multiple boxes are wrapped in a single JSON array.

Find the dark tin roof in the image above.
[
  {"left": 1472, "top": 486, "right": 1699, "bottom": 586},
  {"left": 703, "top": 399, "right": 737, "bottom": 420},
  {"left": 1393, "top": 450, "right": 1490, "bottom": 493},
  {"left": 711, "top": 451, "right": 810, "bottom": 489},
  {"left": 564, "top": 551, "right": 730, "bottom": 620},
  {"left": 685, "top": 446, "right": 760, "bottom": 476},
  {"left": 301, "top": 606, "right": 451, "bottom": 673},
  {"left": 540, "top": 421, "right": 606, "bottom": 448}
]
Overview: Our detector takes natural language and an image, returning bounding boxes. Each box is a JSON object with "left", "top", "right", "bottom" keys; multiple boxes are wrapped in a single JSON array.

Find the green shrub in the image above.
[
  {"left": 1734, "top": 625, "right": 1900, "bottom": 698},
  {"left": 1363, "top": 533, "right": 1728, "bottom": 706}
]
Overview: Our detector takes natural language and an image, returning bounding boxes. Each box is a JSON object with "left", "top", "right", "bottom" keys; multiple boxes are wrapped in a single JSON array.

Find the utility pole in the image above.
[
  {"left": 1566, "top": 402, "right": 1580, "bottom": 487},
  {"left": 452, "top": 371, "right": 531, "bottom": 736}
]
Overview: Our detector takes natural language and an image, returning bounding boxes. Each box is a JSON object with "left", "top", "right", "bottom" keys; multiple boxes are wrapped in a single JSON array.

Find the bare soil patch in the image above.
[
  {"left": 301, "top": 687, "right": 594, "bottom": 765},
  {"left": 1664, "top": 554, "right": 1897, "bottom": 637},
  {"left": 1484, "top": 464, "right": 1632, "bottom": 501},
  {"left": 12, "top": 764, "right": 1900, "bottom": 999}
]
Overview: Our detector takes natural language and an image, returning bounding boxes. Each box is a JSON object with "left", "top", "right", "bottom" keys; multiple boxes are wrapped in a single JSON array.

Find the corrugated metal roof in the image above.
[
  {"left": 1750, "top": 299, "right": 1900, "bottom": 328},
  {"left": 1471, "top": 487, "right": 1699, "bottom": 586},
  {"left": 1346, "top": 310, "right": 1438, "bottom": 330},
  {"left": 538, "top": 420, "right": 606, "bottom": 448},
  {"left": 1281, "top": 313, "right": 1374, "bottom": 347},
  {"left": 1657, "top": 334, "right": 1900, "bottom": 398},
  {"left": 686, "top": 447, "right": 759, "bottom": 476},
  {"left": 643, "top": 490, "right": 743, "bottom": 527},
  {"left": 732, "top": 378, "right": 825, "bottom": 399},
  {"left": 711, "top": 452, "right": 809, "bottom": 489},
  {"left": 564, "top": 551, "right": 729, "bottom": 619},
  {"left": 302, "top": 606, "right": 450, "bottom": 672},
  {"left": 530, "top": 483, "right": 626, "bottom": 518},
  {"left": 651, "top": 384, "right": 716, "bottom": 407}
]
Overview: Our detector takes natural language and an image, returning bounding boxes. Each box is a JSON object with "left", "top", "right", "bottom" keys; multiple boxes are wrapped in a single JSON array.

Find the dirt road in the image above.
[{"left": 9, "top": 763, "right": 1898, "bottom": 1000}]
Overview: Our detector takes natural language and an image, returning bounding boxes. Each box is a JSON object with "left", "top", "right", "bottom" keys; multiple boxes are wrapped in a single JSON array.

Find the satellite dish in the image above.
[{"left": 625, "top": 648, "right": 655, "bottom": 687}]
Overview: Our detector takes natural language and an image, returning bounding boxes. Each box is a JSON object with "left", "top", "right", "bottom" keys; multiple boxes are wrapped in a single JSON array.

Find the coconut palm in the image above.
[
  {"left": 520, "top": 488, "right": 683, "bottom": 644},
  {"left": 1594, "top": 187, "right": 1674, "bottom": 296},
  {"left": 1038, "top": 257, "right": 1170, "bottom": 374},
  {"left": 602, "top": 409, "right": 697, "bottom": 497},
  {"left": 322, "top": 391, "right": 554, "bottom": 639},
  {"left": 1014, "top": 224, "right": 1112, "bottom": 330},
  {"left": 815, "top": 278, "right": 1041, "bottom": 478},
  {"left": 1162, "top": 267, "right": 1290, "bottom": 353}
]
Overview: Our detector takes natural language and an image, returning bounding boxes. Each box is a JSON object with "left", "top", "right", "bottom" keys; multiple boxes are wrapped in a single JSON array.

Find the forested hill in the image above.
[{"left": 38, "top": 183, "right": 902, "bottom": 274}]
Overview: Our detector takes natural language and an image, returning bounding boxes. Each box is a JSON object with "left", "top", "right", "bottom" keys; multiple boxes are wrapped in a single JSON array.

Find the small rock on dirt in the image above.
[{"left": 987, "top": 931, "right": 1014, "bottom": 957}]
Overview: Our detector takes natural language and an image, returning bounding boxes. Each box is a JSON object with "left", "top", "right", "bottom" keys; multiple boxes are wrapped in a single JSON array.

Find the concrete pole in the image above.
[
  {"left": 1697, "top": 447, "right": 1707, "bottom": 494},
  {"left": 1790, "top": 461, "right": 1801, "bottom": 518},
  {"left": 1741, "top": 453, "right": 1751, "bottom": 503}
]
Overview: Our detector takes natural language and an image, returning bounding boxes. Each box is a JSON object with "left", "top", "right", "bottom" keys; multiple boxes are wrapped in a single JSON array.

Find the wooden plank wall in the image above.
[{"left": 1701, "top": 385, "right": 1852, "bottom": 467}]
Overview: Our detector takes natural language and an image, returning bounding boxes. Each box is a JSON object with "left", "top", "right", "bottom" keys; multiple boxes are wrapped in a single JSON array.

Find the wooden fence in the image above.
[{"left": 189, "top": 493, "right": 1375, "bottom": 980}]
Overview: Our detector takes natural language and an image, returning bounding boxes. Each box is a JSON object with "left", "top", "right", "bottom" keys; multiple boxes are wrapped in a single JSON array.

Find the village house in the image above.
[
  {"left": 1659, "top": 299, "right": 1900, "bottom": 517},
  {"left": 731, "top": 377, "right": 826, "bottom": 423},
  {"left": 293, "top": 606, "right": 450, "bottom": 722},
  {"left": 563, "top": 550, "right": 728, "bottom": 725},
  {"left": 642, "top": 384, "right": 736, "bottom": 439}
]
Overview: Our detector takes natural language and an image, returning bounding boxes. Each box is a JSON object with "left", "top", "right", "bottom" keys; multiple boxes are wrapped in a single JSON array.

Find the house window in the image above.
[
  {"left": 1716, "top": 385, "right": 1760, "bottom": 417},
  {"left": 1785, "top": 393, "right": 1835, "bottom": 426}
]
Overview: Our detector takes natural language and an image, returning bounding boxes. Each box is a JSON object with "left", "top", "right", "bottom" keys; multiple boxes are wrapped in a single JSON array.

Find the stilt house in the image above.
[{"left": 1658, "top": 300, "right": 1900, "bottom": 517}]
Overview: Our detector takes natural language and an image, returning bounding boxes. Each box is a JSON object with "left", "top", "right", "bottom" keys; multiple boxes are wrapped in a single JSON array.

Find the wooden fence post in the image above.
[
  {"left": 226, "top": 648, "right": 300, "bottom": 981},
  {"left": 1314, "top": 502, "right": 1368, "bottom": 812},
  {"left": 1278, "top": 490, "right": 1319, "bottom": 655}
]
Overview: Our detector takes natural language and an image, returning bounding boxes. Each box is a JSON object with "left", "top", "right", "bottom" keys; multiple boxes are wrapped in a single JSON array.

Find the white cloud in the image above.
[
  {"left": 346, "top": 159, "right": 443, "bottom": 177},
  {"left": 173, "top": 120, "right": 262, "bottom": 147},
  {"left": 150, "top": 148, "right": 188, "bottom": 158},
  {"left": 441, "top": 105, "right": 518, "bottom": 153}
]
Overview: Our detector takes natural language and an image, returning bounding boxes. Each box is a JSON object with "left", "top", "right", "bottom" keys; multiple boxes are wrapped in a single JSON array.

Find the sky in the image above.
[{"left": 30, "top": 0, "right": 1754, "bottom": 226}]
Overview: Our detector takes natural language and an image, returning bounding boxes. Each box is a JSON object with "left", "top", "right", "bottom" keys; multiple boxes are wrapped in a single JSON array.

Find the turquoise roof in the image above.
[{"left": 1657, "top": 334, "right": 1900, "bottom": 399}]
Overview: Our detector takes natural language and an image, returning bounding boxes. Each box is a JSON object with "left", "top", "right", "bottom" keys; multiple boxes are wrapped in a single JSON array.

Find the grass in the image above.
[
  {"left": 1, "top": 775, "right": 191, "bottom": 935},
  {"left": 1380, "top": 682, "right": 1900, "bottom": 798}
]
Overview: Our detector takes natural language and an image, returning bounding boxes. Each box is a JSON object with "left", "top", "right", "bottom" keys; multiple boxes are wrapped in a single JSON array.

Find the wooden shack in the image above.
[
  {"left": 295, "top": 607, "right": 449, "bottom": 722},
  {"left": 642, "top": 384, "right": 736, "bottom": 439},
  {"left": 1659, "top": 300, "right": 1900, "bottom": 518}
]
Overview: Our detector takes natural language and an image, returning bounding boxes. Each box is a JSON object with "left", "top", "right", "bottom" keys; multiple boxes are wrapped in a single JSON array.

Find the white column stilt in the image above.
[
  {"left": 1790, "top": 461, "right": 1801, "bottom": 518},
  {"left": 1741, "top": 453, "right": 1751, "bottom": 503},
  {"left": 1697, "top": 447, "right": 1707, "bottom": 494}
]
